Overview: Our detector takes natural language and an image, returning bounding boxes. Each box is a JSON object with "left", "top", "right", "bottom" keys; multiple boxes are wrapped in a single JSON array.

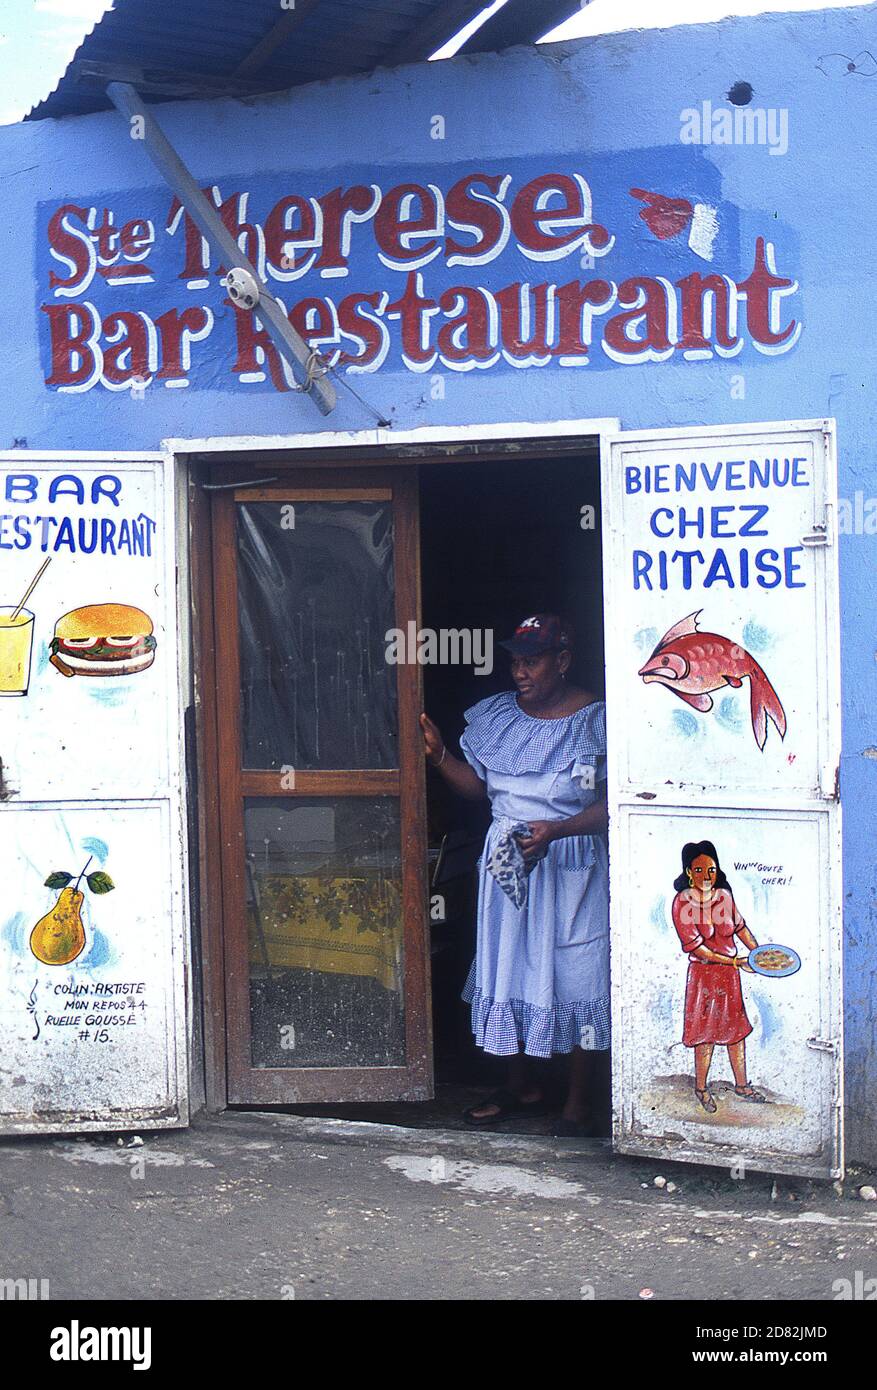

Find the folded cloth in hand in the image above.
[{"left": 486, "top": 818, "right": 545, "bottom": 908}]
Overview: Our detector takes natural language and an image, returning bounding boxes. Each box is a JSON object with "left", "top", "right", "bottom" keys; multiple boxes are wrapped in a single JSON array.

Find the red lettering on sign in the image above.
[
  {"left": 554, "top": 278, "right": 615, "bottom": 358},
  {"left": 229, "top": 300, "right": 291, "bottom": 392},
  {"left": 437, "top": 286, "right": 495, "bottom": 363},
  {"left": 385, "top": 272, "right": 438, "bottom": 367},
  {"left": 495, "top": 282, "right": 555, "bottom": 360},
  {"left": 42, "top": 303, "right": 98, "bottom": 386},
  {"left": 167, "top": 188, "right": 261, "bottom": 279},
  {"left": 289, "top": 297, "right": 337, "bottom": 351},
  {"left": 155, "top": 306, "right": 212, "bottom": 380},
  {"left": 92, "top": 208, "right": 120, "bottom": 264},
  {"left": 39, "top": 174, "right": 802, "bottom": 393},
  {"left": 120, "top": 219, "right": 154, "bottom": 260},
  {"left": 737, "top": 237, "right": 797, "bottom": 348},
  {"left": 604, "top": 276, "right": 672, "bottom": 356},
  {"left": 102, "top": 310, "right": 151, "bottom": 385},
  {"left": 216, "top": 191, "right": 263, "bottom": 276},
  {"left": 47, "top": 204, "right": 92, "bottom": 292},
  {"left": 314, "top": 185, "right": 378, "bottom": 275},
  {"left": 167, "top": 192, "right": 212, "bottom": 280},
  {"left": 265, "top": 195, "right": 318, "bottom": 275},
  {"left": 677, "top": 272, "right": 739, "bottom": 352},
  {"left": 337, "top": 292, "right": 386, "bottom": 367},
  {"left": 374, "top": 183, "right": 440, "bottom": 267},
  {"left": 445, "top": 174, "right": 508, "bottom": 264},
  {"left": 511, "top": 174, "right": 610, "bottom": 259}
]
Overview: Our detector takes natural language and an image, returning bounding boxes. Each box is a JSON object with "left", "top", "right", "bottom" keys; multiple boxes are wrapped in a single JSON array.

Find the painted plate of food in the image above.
[{"left": 747, "top": 943, "right": 802, "bottom": 978}]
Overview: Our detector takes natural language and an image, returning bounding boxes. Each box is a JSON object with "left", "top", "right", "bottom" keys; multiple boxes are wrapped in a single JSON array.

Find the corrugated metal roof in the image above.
[
  {"left": 458, "top": 0, "right": 586, "bottom": 54},
  {"left": 26, "top": 0, "right": 582, "bottom": 122}
]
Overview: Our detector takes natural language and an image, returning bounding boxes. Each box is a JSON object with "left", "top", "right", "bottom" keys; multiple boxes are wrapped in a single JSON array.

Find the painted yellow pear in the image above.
[{"left": 30, "top": 886, "right": 86, "bottom": 966}]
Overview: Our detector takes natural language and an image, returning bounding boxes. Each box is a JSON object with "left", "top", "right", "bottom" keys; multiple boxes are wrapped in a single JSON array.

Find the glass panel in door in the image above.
[{"left": 211, "top": 472, "right": 430, "bottom": 1105}]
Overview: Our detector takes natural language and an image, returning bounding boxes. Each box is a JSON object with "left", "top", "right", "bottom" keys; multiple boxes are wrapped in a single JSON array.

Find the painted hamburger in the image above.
[{"left": 50, "top": 603, "right": 157, "bottom": 678}]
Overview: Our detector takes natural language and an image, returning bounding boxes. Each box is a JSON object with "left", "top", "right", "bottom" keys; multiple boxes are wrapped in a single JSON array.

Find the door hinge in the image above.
[
  {"left": 806, "top": 1035, "right": 839, "bottom": 1053},
  {"left": 802, "top": 501, "right": 834, "bottom": 547}
]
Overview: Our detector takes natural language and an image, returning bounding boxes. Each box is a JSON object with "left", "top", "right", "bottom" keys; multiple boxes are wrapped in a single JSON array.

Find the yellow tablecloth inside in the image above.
[{"left": 248, "top": 874, "right": 403, "bottom": 993}]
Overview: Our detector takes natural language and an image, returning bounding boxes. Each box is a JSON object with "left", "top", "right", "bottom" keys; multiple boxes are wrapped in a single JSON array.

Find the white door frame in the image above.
[{"left": 164, "top": 417, "right": 623, "bottom": 459}]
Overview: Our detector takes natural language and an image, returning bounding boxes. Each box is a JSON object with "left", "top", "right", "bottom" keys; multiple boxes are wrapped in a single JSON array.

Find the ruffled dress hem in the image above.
[{"left": 463, "top": 972, "right": 611, "bottom": 1058}]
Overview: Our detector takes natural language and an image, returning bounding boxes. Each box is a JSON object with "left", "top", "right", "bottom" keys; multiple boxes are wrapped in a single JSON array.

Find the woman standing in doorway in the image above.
[
  {"left": 420, "top": 614, "right": 610, "bottom": 1137},
  {"left": 671, "top": 840, "right": 766, "bottom": 1113}
]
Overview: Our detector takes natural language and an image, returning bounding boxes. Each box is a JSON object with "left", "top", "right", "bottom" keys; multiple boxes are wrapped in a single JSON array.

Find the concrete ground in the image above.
[{"left": 1, "top": 1108, "right": 876, "bottom": 1301}]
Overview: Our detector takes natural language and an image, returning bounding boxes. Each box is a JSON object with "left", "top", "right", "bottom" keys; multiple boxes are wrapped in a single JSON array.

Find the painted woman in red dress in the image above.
[{"left": 671, "top": 840, "right": 766, "bottom": 1113}]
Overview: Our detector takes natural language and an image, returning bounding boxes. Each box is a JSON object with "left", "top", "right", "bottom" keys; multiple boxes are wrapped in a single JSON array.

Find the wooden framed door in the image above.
[{"left": 209, "top": 466, "right": 431, "bottom": 1104}]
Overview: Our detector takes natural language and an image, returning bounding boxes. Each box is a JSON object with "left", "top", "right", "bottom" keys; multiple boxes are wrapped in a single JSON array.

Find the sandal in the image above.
[
  {"left": 735, "top": 1083, "right": 767, "bottom": 1103},
  {"left": 462, "top": 1087, "right": 551, "bottom": 1127},
  {"left": 695, "top": 1087, "right": 718, "bottom": 1113}
]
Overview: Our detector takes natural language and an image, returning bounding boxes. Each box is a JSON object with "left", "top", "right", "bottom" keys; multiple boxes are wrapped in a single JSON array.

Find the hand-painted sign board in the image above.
[
  {"left": 36, "top": 154, "right": 800, "bottom": 396},
  {"left": 602, "top": 421, "right": 842, "bottom": 1178},
  {"left": 0, "top": 453, "right": 188, "bottom": 1134}
]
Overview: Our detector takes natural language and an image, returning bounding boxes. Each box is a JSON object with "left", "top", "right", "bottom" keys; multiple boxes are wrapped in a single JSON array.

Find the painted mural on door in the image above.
[
  {"left": 617, "top": 805, "right": 833, "bottom": 1164},
  {"left": 2, "top": 804, "right": 179, "bottom": 1118},
  {"left": 604, "top": 422, "right": 842, "bottom": 1178},
  {"left": 638, "top": 611, "right": 786, "bottom": 751},
  {"left": 0, "top": 456, "right": 188, "bottom": 1134}
]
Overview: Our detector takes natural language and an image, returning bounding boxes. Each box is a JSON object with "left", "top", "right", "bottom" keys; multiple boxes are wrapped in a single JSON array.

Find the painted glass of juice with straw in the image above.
[{"left": 0, "top": 607, "right": 35, "bottom": 696}]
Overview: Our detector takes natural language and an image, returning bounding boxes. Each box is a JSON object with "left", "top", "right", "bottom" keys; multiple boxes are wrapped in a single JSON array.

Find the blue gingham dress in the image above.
[{"left": 460, "top": 692, "right": 610, "bottom": 1057}]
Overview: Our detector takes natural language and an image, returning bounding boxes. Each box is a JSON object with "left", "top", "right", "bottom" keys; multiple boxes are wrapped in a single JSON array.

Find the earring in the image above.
[{"left": 686, "top": 870, "right": 694, "bottom": 885}]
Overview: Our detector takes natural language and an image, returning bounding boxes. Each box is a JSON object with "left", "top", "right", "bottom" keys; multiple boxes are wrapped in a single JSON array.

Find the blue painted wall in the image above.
[{"left": 1, "top": 4, "right": 874, "bottom": 1159}]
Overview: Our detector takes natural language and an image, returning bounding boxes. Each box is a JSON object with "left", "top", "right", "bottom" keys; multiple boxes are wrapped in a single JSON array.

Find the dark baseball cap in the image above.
[{"left": 499, "top": 613, "right": 573, "bottom": 656}]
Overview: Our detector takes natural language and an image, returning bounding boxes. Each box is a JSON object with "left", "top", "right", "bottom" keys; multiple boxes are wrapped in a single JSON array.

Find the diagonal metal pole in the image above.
[{"left": 106, "top": 81, "right": 336, "bottom": 416}]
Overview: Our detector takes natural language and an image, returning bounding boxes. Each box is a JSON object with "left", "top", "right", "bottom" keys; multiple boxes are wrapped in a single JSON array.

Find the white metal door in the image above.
[
  {"left": 601, "top": 420, "right": 842, "bottom": 1178},
  {"left": 0, "top": 452, "right": 189, "bottom": 1133}
]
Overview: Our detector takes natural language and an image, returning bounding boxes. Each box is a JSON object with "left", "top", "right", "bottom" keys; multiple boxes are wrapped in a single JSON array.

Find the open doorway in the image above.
[
  {"left": 271, "top": 446, "right": 606, "bottom": 1131},
  {"left": 201, "top": 443, "right": 607, "bottom": 1130},
  {"left": 418, "top": 449, "right": 606, "bottom": 1127}
]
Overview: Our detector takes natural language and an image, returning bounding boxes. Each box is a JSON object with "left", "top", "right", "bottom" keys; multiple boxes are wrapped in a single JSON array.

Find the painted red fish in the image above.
[{"left": 638, "top": 611, "right": 787, "bottom": 751}]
